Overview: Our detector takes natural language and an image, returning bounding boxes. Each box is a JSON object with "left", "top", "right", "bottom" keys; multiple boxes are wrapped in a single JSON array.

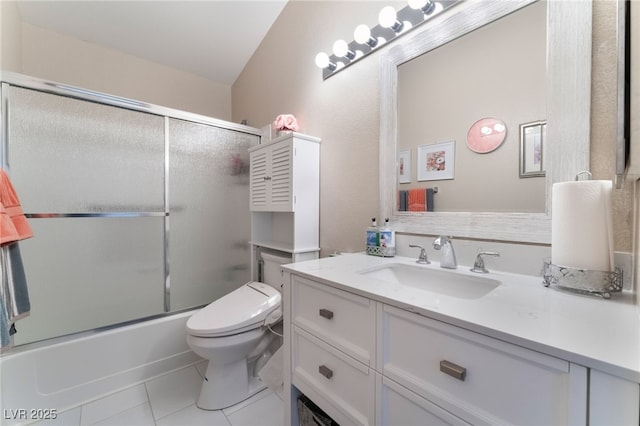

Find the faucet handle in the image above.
[
  {"left": 409, "top": 244, "right": 430, "bottom": 264},
  {"left": 471, "top": 252, "right": 500, "bottom": 273}
]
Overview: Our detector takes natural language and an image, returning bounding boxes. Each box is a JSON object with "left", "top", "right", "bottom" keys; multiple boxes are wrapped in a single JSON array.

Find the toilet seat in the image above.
[{"left": 186, "top": 282, "right": 281, "bottom": 338}]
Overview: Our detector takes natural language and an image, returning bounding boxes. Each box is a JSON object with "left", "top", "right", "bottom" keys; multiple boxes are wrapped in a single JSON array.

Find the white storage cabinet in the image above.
[{"left": 249, "top": 132, "right": 320, "bottom": 275}]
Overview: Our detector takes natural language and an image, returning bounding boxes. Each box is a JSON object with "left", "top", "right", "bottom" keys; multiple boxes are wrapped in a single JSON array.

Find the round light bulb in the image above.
[
  {"left": 354, "top": 24, "right": 371, "bottom": 45},
  {"left": 408, "top": 0, "right": 427, "bottom": 10},
  {"left": 315, "top": 52, "right": 330, "bottom": 69},
  {"left": 333, "top": 40, "right": 349, "bottom": 57},
  {"left": 378, "top": 6, "right": 398, "bottom": 28}
]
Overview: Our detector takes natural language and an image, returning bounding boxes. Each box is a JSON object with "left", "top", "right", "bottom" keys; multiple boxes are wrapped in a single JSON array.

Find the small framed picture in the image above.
[
  {"left": 398, "top": 149, "right": 411, "bottom": 183},
  {"left": 417, "top": 140, "right": 455, "bottom": 181},
  {"left": 519, "top": 120, "right": 546, "bottom": 178}
]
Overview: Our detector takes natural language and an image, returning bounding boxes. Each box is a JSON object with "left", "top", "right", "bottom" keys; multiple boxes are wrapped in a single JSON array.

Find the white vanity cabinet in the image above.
[
  {"left": 283, "top": 273, "right": 589, "bottom": 426},
  {"left": 249, "top": 132, "right": 320, "bottom": 269}
]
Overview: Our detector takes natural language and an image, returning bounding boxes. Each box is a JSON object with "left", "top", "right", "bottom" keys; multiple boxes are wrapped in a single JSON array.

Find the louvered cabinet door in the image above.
[
  {"left": 249, "top": 148, "right": 269, "bottom": 210},
  {"left": 268, "top": 140, "right": 294, "bottom": 211},
  {"left": 249, "top": 139, "right": 293, "bottom": 211}
]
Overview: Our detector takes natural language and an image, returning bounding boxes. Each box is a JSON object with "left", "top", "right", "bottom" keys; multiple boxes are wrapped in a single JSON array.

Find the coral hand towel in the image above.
[
  {"left": 0, "top": 170, "right": 32, "bottom": 244},
  {"left": 408, "top": 188, "right": 426, "bottom": 212}
]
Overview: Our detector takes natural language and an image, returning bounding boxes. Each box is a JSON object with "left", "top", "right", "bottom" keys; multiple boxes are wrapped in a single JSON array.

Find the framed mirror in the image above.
[{"left": 380, "top": 0, "right": 592, "bottom": 244}]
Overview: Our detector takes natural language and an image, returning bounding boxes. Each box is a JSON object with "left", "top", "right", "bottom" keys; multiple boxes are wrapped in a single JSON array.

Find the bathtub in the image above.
[{"left": 0, "top": 310, "right": 200, "bottom": 424}]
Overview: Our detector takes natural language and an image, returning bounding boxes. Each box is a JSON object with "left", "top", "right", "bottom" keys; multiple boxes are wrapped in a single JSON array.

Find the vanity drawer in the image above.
[
  {"left": 376, "top": 373, "right": 471, "bottom": 426},
  {"left": 292, "top": 275, "right": 376, "bottom": 365},
  {"left": 292, "top": 326, "right": 375, "bottom": 426},
  {"left": 379, "top": 304, "right": 571, "bottom": 425}
]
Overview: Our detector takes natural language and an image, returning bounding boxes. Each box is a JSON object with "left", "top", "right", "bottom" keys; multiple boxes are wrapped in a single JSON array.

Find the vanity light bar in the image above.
[{"left": 315, "top": 0, "right": 461, "bottom": 80}]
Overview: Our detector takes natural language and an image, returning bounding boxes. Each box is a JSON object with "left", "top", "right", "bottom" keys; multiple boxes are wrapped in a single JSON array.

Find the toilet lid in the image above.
[{"left": 186, "top": 282, "right": 281, "bottom": 337}]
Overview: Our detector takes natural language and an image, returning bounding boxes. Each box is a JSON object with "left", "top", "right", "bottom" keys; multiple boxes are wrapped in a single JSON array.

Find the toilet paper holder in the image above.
[{"left": 542, "top": 261, "right": 623, "bottom": 299}]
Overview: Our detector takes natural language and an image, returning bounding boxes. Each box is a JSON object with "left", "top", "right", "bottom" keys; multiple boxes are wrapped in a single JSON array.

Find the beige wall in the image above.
[
  {"left": 233, "top": 1, "right": 385, "bottom": 255},
  {"left": 0, "top": 1, "right": 22, "bottom": 72},
  {"left": 233, "top": 0, "right": 634, "bottom": 254},
  {"left": 0, "top": 3, "right": 232, "bottom": 120}
]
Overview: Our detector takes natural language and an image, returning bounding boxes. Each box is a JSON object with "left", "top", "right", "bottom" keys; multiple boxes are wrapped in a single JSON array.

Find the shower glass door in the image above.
[
  {"left": 168, "top": 119, "right": 257, "bottom": 310},
  {"left": 5, "top": 86, "right": 166, "bottom": 345}
]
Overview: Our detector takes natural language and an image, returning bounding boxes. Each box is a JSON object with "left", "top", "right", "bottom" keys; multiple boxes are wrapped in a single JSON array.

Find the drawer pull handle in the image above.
[
  {"left": 319, "top": 308, "right": 334, "bottom": 320},
  {"left": 318, "top": 365, "right": 333, "bottom": 380},
  {"left": 440, "top": 360, "right": 466, "bottom": 381}
]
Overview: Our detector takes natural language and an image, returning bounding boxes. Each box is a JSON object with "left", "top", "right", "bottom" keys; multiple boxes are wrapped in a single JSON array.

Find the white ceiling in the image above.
[{"left": 15, "top": 1, "right": 289, "bottom": 85}]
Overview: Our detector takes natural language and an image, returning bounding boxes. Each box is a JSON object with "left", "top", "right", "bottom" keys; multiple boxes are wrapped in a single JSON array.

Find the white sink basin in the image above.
[{"left": 359, "top": 263, "right": 500, "bottom": 299}]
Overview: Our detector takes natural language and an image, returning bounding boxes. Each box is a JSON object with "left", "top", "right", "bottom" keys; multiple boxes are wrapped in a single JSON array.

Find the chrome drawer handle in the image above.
[
  {"left": 318, "top": 365, "right": 333, "bottom": 380},
  {"left": 319, "top": 308, "right": 334, "bottom": 320},
  {"left": 440, "top": 360, "right": 466, "bottom": 381}
]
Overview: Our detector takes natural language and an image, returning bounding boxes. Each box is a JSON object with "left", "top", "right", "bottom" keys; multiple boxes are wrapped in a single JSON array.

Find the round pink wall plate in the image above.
[{"left": 466, "top": 117, "right": 507, "bottom": 153}]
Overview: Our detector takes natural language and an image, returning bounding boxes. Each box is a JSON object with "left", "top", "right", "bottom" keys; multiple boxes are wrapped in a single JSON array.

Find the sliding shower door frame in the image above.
[{"left": 0, "top": 72, "right": 261, "bottom": 345}]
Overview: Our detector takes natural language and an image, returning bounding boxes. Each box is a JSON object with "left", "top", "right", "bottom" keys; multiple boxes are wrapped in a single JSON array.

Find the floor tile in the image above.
[
  {"left": 226, "top": 392, "right": 283, "bottom": 426},
  {"left": 155, "top": 404, "right": 230, "bottom": 426},
  {"left": 80, "top": 384, "right": 148, "bottom": 425},
  {"left": 222, "top": 389, "right": 271, "bottom": 417},
  {"left": 145, "top": 366, "right": 202, "bottom": 420},
  {"left": 91, "top": 403, "right": 154, "bottom": 426}
]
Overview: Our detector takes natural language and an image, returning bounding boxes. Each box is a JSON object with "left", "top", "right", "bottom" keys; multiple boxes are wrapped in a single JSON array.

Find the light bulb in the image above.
[
  {"left": 354, "top": 24, "right": 378, "bottom": 48},
  {"left": 332, "top": 39, "right": 355, "bottom": 59},
  {"left": 315, "top": 52, "right": 335, "bottom": 70},
  {"left": 378, "top": 6, "right": 403, "bottom": 33},
  {"left": 378, "top": 6, "right": 397, "bottom": 28},
  {"left": 354, "top": 24, "right": 370, "bottom": 44},
  {"left": 408, "top": 0, "right": 437, "bottom": 15},
  {"left": 408, "top": 0, "right": 427, "bottom": 9}
]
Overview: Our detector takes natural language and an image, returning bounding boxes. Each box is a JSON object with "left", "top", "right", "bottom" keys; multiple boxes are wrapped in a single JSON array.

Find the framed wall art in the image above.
[
  {"left": 398, "top": 149, "right": 411, "bottom": 183},
  {"left": 417, "top": 140, "right": 455, "bottom": 181},
  {"left": 519, "top": 120, "right": 546, "bottom": 177}
]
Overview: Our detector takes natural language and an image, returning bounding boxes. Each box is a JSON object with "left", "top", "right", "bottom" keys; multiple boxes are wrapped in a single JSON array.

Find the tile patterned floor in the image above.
[{"left": 31, "top": 362, "right": 284, "bottom": 426}]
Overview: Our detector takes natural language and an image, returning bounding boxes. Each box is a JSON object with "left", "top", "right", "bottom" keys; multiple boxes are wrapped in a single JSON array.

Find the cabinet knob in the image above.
[
  {"left": 263, "top": 176, "right": 272, "bottom": 181},
  {"left": 440, "top": 360, "right": 466, "bottom": 381},
  {"left": 318, "top": 364, "right": 333, "bottom": 380},
  {"left": 319, "top": 308, "right": 334, "bottom": 320}
]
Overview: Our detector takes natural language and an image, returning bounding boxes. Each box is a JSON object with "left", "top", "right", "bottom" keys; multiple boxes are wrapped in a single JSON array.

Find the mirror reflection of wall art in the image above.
[
  {"left": 398, "top": 150, "right": 411, "bottom": 183},
  {"left": 519, "top": 120, "right": 546, "bottom": 177},
  {"left": 466, "top": 117, "right": 507, "bottom": 153},
  {"left": 418, "top": 140, "right": 455, "bottom": 181}
]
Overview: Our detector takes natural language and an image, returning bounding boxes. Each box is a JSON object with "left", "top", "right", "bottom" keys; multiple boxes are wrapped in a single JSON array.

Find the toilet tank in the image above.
[{"left": 261, "top": 252, "right": 291, "bottom": 291}]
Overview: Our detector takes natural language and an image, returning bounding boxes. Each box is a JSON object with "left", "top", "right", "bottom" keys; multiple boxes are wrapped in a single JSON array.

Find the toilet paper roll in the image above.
[{"left": 551, "top": 180, "right": 614, "bottom": 271}]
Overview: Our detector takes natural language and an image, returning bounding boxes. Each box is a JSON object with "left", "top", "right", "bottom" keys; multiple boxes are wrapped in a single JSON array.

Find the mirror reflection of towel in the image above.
[
  {"left": 408, "top": 188, "right": 426, "bottom": 211},
  {"left": 399, "top": 188, "right": 435, "bottom": 212}
]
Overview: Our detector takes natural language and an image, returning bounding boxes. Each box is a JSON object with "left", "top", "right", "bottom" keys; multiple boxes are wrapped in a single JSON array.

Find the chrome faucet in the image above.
[
  {"left": 471, "top": 252, "right": 500, "bottom": 273},
  {"left": 409, "top": 244, "right": 430, "bottom": 264},
  {"left": 432, "top": 236, "right": 457, "bottom": 269}
]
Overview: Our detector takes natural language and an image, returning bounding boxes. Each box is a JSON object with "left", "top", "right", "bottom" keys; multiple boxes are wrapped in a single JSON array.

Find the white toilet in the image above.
[{"left": 186, "top": 252, "right": 288, "bottom": 410}]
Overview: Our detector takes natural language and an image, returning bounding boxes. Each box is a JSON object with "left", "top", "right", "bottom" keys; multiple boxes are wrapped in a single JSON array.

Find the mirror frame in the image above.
[{"left": 380, "top": 0, "right": 592, "bottom": 244}]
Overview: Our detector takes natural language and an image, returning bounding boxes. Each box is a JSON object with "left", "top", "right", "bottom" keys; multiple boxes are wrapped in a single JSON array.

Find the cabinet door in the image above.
[
  {"left": 377, "top": 374, "right": 470, "bottom": 426},
  {"left": 268, "top": 140, "right": 293, "bottom": 211},
  {"left": 249, "top": 148, "right": 269, "bottom": 210},
  {"left": 249, "top": 140, "right": 293, "bottom": 212}
]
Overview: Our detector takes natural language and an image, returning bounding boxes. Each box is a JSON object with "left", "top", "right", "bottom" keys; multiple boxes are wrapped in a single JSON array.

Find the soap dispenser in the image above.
[
  {"left": 380, "top": 218, "right": 396, "bottom": 257},
  {"left": 366, "top": 218, "right": 379, "bottom": 255}
]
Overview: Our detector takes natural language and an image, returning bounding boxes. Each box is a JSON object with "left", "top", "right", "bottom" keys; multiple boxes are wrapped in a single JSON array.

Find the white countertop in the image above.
[{"left": 282, "top": 253, "right": 640, "bottom": 383}]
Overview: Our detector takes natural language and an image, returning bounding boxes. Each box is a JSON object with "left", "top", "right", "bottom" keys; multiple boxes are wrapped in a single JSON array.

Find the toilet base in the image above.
[{"left": 196, "top": 358, "right": 267, "bottom": 410}]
